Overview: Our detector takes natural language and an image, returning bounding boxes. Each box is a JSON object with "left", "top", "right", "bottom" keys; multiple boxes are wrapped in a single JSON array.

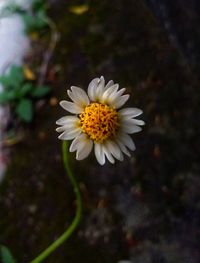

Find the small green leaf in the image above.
[
  {"left": 16, "top": 99, "right": 33, "bottom": 122},
  {"left": 19, "top": 83, "right": 33, "bottom": 97},
  {"left": 0, "top": 92, "right": 11, "bottom": 103},
  {"left": 0, "top": 91, "right": 16, "bottom": 103},
  {"left": 36, "top": 10, "right": 48, "bottom": 26},
  {"left": 0, "top": 245, "right": 16, "bottom": 263},
  {"left": 31, "top": 86, "right": 50, "bottom": 97},
  {"left": 32, "top": 0, "right": 48, "bottom": 12},
  {"left": 22, "top": 11, "right": 47, "bottom": 33},
  {"left": 22, "top": 13, "right": 35, "bottom": 29},
  {"left": 0, "top": 66, "right": 24, "bottom": 89},
  {"left": 9, "top": 66, "right": 24, "bottom": 87},
  {"left": 22, "top": 14, "right": 38, "bottom": 32},
  {"left": 0, "top": 76, "right": 11, "bottom": 87}
]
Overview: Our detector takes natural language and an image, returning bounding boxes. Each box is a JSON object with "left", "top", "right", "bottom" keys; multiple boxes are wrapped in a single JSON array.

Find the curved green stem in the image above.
[{"left": 30, "top": 141, "right": 82, "bottom": 263}]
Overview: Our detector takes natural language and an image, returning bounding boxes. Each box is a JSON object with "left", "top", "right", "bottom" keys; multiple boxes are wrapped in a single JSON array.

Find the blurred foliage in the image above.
[
  {"left": 1, "top": 0, "right": 49, "bottom": 34},
  {"left": 21, "top": 0, "right": 49, "bottom": 34},
  {"left": 0, "top": 65, "right": 50, "bottom": 122},
  {"left": 69, "top": 4, "right": 89, "bottom": 15},
  {"left": 0, "top": 0, "right": 200, "bottom": 262},
  {"left": 0, "top": 246, "right": 16, "bottom": 263}
]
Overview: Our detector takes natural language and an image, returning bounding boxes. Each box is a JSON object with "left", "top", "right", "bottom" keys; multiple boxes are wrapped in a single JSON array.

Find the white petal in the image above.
[
  {"left": 95, "top": 76, "right": 105, "bottom": 99},
  {"left": 118, "top": 133, "right": 136, "bottom": 151},
  {"left": 67, "top": 86, "right": 89, "bottom": 106},
  {"left": 69, "top": 133, "right": 86, "bottom": 152},
  {"left": 111, "top": 94, "right": 130, "bottom": 109},
  {"left": 131, "top": 119, "right": 145, "bottom": 126},
  {"left": 122, "top": 124, "right": 142, "bottom": 134},
  {"left": 122, "top": 118, "right": 145, "bottom": 126},
  {"left": 58, "top": 128, "right": 81, "bottom": 140},
  {"left": 76, "top": 139, "right": 93, "bottom": 160},
  {"left": 88, "top": 78, "right": 99, "bottom": 101},
  {"left": 104, "top": 80, "right": 114, "bottom": 90},
  {"left": 116, "top": 140, "right": 131, "bottom": 157},
  {"left": 94, "top": 143, "right": 105, "bottom": 165},
  {"left": 102, "top": 144, "right": 115, "bottom": 164},
  {"left": 60, "top": 100, "right": 84, "bottom": 114},
  {"left": 106, "top": 88, "right": 126, "bottom": 103},
  {"left": 56, "top": 123, "right": 77, "bottom": 133},
  {"left": 119, "top": 107, "right": 143, "bottom": 118},
  {"left": 100, "top": 84, "right": 119, "bottom": 103},
  {"left": 56, "top": 116, "right": 79, "bottom": 126},
  {"left": 112, "top": 88, "right": 126, "bottom": 98},
  {"left": 105, "top": 140, "right": 124, "bottom": 161}
]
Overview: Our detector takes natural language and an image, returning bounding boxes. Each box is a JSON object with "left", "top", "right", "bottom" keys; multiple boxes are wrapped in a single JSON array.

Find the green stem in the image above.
[{"left": 30, "top": 141, "right": 82, "bottom": 263}]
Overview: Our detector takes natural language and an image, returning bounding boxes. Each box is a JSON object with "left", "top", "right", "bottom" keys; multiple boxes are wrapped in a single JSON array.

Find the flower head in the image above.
[{"left": 56, "top": 76, "right": 144, "bottom": 165}]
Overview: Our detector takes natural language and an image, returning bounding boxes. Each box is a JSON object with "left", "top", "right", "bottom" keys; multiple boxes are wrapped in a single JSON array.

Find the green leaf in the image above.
[
  {"left": 31, "top": 86, "right": 50, "bottom": 97},
  {"left": 22, "top": 11, "right": 47, "bottom": 33},
  {"left": 32, "top": 0, "right": 48, "bottom": 12},
  {"left": 19, "top": 83, "right": 33, "bottom": 97},
  {"left": 0, "top": 246, "right": 16, "bottom": 263},
  {"left": 36, "top": 9, "right": 48, "bottom": 25},
  {"left": 0, "top": 66, "right": 24, "bottom": 89},
  {"left": 22, "top": 13, "right": 35, "bottom": 29},
  {"left": 0, "top": 91, "right": 16, "bottom": 103},
  {"left": 16, "top": 99, "right": 33, "bottom": 122},
  {"left": 0, "top": 76, "right": 12, "bottom": 87},
  {"left": 8, "top": 66, "right": 24, "bottom": 87}
]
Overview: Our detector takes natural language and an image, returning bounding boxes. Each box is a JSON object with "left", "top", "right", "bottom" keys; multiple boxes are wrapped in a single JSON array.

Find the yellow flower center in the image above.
[{"left": 79, "top": 103, "right": 119, "bottom": 143}]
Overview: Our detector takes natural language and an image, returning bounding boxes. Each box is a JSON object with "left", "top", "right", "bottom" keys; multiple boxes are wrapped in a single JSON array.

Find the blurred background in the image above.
[{"left": 0, "top": 0, "right": 200, "bottom": 262}]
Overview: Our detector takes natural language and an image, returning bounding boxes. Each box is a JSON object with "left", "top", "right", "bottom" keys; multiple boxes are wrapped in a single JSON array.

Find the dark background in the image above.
[{"left": 0, "top": 0, "right": 200, "bottom": 262}]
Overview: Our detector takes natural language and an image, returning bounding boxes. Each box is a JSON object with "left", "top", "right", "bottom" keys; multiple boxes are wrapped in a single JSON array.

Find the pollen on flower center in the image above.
[{"left": 79, "top": 103, "right": 119, "bottom": 143}]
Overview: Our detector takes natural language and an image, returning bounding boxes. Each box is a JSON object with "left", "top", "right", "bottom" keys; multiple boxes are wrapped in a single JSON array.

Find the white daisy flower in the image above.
[{"left": 56, "top": 76, "right": 144, "bottom": 165}]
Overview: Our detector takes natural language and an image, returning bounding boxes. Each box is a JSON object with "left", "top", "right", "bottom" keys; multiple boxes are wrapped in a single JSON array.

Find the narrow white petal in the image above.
[
  {"left": 76, "top": 139, "right": 93, "bottom": 160},
  {"left": 56, "top": 126, "right": 65, "bottom": 133},
  {"left": 100, "top": 84, "right": 119, "bottom": 103},
  {"left": 111, "top": 94, "right": 130, "bottom": 109},
  {"left": 113, "top": 88, "right": 126, "bottom": 97},
  {"left": 56, "top": 116, "right": 79, "bottom": 126},
  {"left": 122, "top": 124, "right": 142, "bottom": 134},
  {"left": 102, "top": 144, "right": 115, "bottom": 164},
  {"left": 88, "top": 78, "right": 99, "bottom": 101},
  {"left": 118, "top": 133, "right": 136, "bottom": 151},
  {"left": 95, "top": 76, "right": 105, "bottom": 99},
  {"left": 122, "top": 119, "right": 145, "bottom": 126},
  {"left": 94, "top": 143, "right": 105, "bottom": 165},
  {"left": 106, "top": 88, "right": 126, "bottom": 103},
  {"left": 58, "top": 128, "right": 81, "bottom": 140},
  {"left": 116, "top": 140, "right": 131, "bottom": 157},
  {"left": 56, "top": 124, "right": 76, "bottom": 133},
  {"left": 67, "top": 90, "right": 76, "bottom": 104},
  {"left": 131, "top": 119, "right": 145, "bottom": 126},
  {"left": 60, "top": 100, "right": 83, "bottom": 114},
  {"left": 110, "top": 87, "right": 125, "bottom": 99},
  {"left": 70, "top": 133, "right": 87, "bottom": 152},
  {"left": 68, "top": 86, "right": 89, "bottom": 106},
  {"left": 105, "top": 80, "right": 114, "bottom": 90},
  {"left": 119, "top": 107, "right": 143, "bottom": 118},
  {"left": 105, "top": 140, "right": 124, "bottom": 161}
]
